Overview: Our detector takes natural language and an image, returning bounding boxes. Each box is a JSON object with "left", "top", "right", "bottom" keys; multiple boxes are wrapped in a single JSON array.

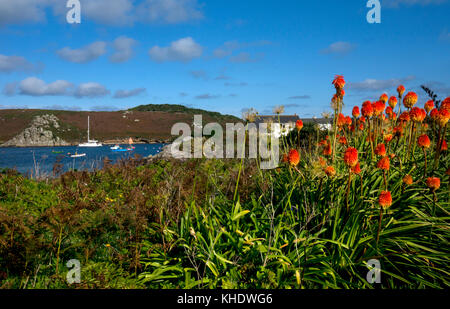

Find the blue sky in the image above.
[{"left": 0, "top": 0, "right": 449, "bottom": 118}]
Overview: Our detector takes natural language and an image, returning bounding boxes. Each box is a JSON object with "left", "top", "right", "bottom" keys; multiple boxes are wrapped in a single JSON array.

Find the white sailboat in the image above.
[{"left": 79, "top": 116, "right": 103, "bottom": 147}]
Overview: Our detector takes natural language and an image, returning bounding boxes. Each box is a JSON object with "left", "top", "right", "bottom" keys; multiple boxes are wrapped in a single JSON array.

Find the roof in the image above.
[
  {"left": 254, "top": 115, "right": 299, "bottom": 124},
  {"left": 254, "top": 115, "right": 331, "bottom": 125}
]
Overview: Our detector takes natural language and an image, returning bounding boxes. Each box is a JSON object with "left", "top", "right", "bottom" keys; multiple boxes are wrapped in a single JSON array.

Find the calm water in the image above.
[{"left": 0, "top": 144, "right": 166, "bottom": 176}]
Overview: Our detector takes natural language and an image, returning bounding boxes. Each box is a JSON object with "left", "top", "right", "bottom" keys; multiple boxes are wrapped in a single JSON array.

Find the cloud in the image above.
[
  {"left": 0, "top": 54, "right": 41, "bottom": 73},
  {"left": 224, "top": 82, "right": 248, "bottom": 87},
  {"left": 420, "top": 81, "right": 450, "bottom": 97},
  {"left": 57, "top": 41, "right": 107, "bottom": 63},
  {"left": 213, "top": 40, "right": 272, "bottom": 61},
  {"left": 190, "top": 70, "right": 208, "bottom": 80},
  {"left": 113, "top": 88, "right": 146, "bottom": 99},
  {"left": 90, "top": 105, "right": 120, "bottom": 112},
  {"left": 136, "top": 0, "right": 203, "bottom": 24},
  {"left": 149, "top": 37, "right": 202, "bottom": 62},
  {"left": 215, "top": 74, "right": 231, "bottom": 80},
  {"left": 43, "top": 105, "right": 82, "bottom": 111},
  {"left": 0, "top": 0, "right": 47, "bottom": 26},
  {"left": 179, "top": 92, "right": 189, "bottom": 97},
  {"left": 195, "top": 94, "right": 220, "bottom": 99},
  {"left": 75, "top": 82, "right": 110, "bottom": 98},
  {"left": 229, "top": 52, "right": 263, "bottom": 63},
  {"left": 320, "top": 41, "right": 357, "bottom": 55},
  {"left": 110, "top": 36, "right": 137, "bottom": 63},
  {"left": 81, "top": 0, "right": 134, "bottom": 26},
  {"left": 0, "top": 0, "right": 204, "bottom": 27},
  {"left": 348, "top": 76, "right": 416, "bottom": 92},
  {"left": 2, "top": 82, "right": 18, "bottom": 96},
  {"left": 383, "top": 0, "right": 447, "bottom": 8},
  {"left": 288, "top": 95, "right": 311, "bottom": 100},
  {"left": 18, "top": 77, "right": 73, "bottom": 96}
]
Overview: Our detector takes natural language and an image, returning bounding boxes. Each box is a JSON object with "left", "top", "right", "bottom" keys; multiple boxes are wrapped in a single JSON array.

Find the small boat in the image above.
[
  {"left": 79, "top": 116, "right": 103, "bottom": 147},
  {"left": 110, "top": 144, "right": 121, "bottom": 150},
  {"left": 69, "top": 152, "right": 86, "bottom": 158},
  {"left": 112, "top": 148, "right": 129, "bottom": 152},
  {"left": 52, "top": 150, "right": 63, "bottom": 154}
]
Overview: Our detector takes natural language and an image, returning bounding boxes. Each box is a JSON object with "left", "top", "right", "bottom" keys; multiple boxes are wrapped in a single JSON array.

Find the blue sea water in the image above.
[{"left": 0, "top": 144, "right": 166, "bottom": 176}]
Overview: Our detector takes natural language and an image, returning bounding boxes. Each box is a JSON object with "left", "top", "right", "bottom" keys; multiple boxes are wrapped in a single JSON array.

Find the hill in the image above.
[{"left": 0, "top": 105, "right": 242, "bottom": 146}]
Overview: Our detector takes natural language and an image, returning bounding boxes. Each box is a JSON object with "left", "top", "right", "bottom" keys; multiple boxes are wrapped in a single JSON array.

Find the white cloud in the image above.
[
  {"left": 136, "top": 0, "right": 203, "bottom": 24},
  {"left": 57, "top": 41, "right": 107, "bottom": 63},
  {"left": 213, "top": 40, "right": 272, "bottom": 60},
  {"left": 18, "top": 77, "right": 73, "bottom": 96},
  {"left": 347, "top": 76, "right": 416, "bottom": 92},
  {"left": 75, "top": 82, "right": 110, "bottom": 98},
  {"left": 82, "top": 0, "right": 134, "bottom": 26},
  {"left": 0, "top": 0, "right": 204, "bottom": 26},
  {"left": 383, "top": 0, "right": 447, "bottom": 8},
  {"left": 113, "top": 88, "right": 146, "bottom": 99},
  {"left": 0, "top": 0, "right": 48, "bottom": 26},
  {"left": 149, "top": 37, "right": 202, "bottom": 62},
  {"left": 110, "top": 36, "right": 137, "bottom": 63},
  {"left": 320, "top": 41, "right": 357, "bottom": 55},
  {"left": 2, "top": 82, "right": 18, "bottom": 96},
  {"left": 0, "top": 54, "right": 40, "bottom": 73},
  {"left": 195, "top": 93, "right": 220, "bottom": 99}
]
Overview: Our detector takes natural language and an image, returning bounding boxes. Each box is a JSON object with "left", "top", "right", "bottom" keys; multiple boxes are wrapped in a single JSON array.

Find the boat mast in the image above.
[{"left": 87, "top": 115, "right": 90, "bottom": 141}]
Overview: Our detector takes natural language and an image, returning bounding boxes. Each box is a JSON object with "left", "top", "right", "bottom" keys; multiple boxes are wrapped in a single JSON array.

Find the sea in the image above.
[{"left": 0, "top": 144, "right": 166, "bottom": 176}]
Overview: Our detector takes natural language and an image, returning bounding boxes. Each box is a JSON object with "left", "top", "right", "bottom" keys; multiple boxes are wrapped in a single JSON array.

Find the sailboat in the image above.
[
  {"left": 79, "top": 116, "right": 103, "bottom": 147},
  {"left": 127, "top": 137, "right": 135, "bottom": 150}
]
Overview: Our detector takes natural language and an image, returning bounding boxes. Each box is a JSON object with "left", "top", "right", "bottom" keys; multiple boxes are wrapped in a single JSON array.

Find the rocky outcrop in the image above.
[{"left": 1, "top": 114, "right": 69, "bottom": 147}]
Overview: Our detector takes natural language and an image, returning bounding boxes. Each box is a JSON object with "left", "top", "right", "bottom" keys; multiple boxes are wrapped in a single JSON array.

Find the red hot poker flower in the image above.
[
  {"left": 288, "top": 149, "right": 300, "bottom": 166},
  {"left": 352, "top": 106, "right": 360, "bottom": 118},
  {"left": 362, "top": 101, "right": 374, "bottom": 118},
  {"left": 397, "top": 85, "right": 405, "bottom": 98},
  {"left": 375, "top": 143, "right": 387, "bottom": 156},
  {"left": 377, "top": 156, "right": 390, "bottom": 170},
  {"left": 332, "top": 75, "right": 346, "bottom": 90},
  {"left": 403, "top": 92, "right": 418, "bottom": 109},
  {"left": 296, "top": 119, "right": 303, "bottom": 131},
  {"left": 417, "top": 134, "right": 431, "bottom": 149},
  {"left": 426, "top": 177, "right": 440, "bottom": 191},
  {"left": 388, "top": 96, "right": 398, "bottom": 109},
  {"left": 403, "top": 175, "right": 413, "bottom": 185},
  {"left": 324, "top": 166, "right": 336, "bottom": 177},
  {"left": 344, "top": 147, "right": 359, "bottom": 167},
  {"left": 380, "top": 93, "right": 388, "bottom": 104},
  {"left": 424, "top": 100, "right": 434, "bottom": 113},
  {"left": 379, "top": 191, "right": 393, "bottom": 209},
  {"left": 351, "top": 162, "right": 361, "bottom": 174}
]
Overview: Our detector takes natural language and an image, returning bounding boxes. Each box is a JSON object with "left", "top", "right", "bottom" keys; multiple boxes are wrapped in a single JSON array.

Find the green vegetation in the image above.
[{"left": 130, "top": 104, "right": 240, "bottom": 122}]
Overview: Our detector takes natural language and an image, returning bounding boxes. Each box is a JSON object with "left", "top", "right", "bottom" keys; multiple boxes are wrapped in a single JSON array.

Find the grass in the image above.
[{"left": 0, "top": 80, "right": 449, "bottom": 289}]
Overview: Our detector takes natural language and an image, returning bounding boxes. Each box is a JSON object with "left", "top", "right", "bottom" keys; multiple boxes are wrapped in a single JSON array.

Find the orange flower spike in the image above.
[
  {"left": 388, "top": 96, "right": 398, "bottom": 109},
  {"left": 282, "top": 153, "right": 288, "bottom": 163},
  {"left": 351, "top": 162, "right": 361, "bottom": 174},
  {"left": 426, "top": 177, "right": 440, "bottom": 191},
  {"left": 288, "top": 149, "right": 300, "bottom": 166},
  {"left": 377, "top": 156, "right": 390, "bottom": 171},
  {"left": 379, "top": 191, "right": 393, "bottom": 209},
  {"left": 362, "top": 101, "right": 374, "bottom": 118},
  {"left": 380, "top": 93, "right": 388, "bottom": 104},
  {"left": 332, "top": 75, "right": 346, "bottom": 90},
  {"left": 375, "top": 143, "right": 387, "bottom": 156},
  {"left": 337, "top": 113, "right": 346, "bottom": 127},
  {"left": 417, "top": 134, "right": 431, "bottom": 149},
  {"left": 403, "top": 174, "right": 413, "bottom": 185},
  {"left": 373, "top": 101, "right": 386, "bottom": 116},
  {"left": 352, "top": 106, "right": 360, "bottom": 118},
  {"left": 344, "top": 147, "right": 359, "bottom": 167},
  {"left": 397, "top": 85, "right": 405, "bottom": 98},
  {"left": 385, "top": 106, "right": 393, "bottom": 116},
  {"left": 324, "top": 166, "right": 336, "bottom": 177},
  {"left": 441, "top": 140, "right": 448, "bottom": 151},
  {"left": 410, "top": 107, "right": 426, "bottom": 123},
  {"left": 323, "top": 143, "right": 332, "bottom": 156},
  {"left": 430, "top": 108, "right": 439, "bottom": 121},
  {"left": 424, "top": 100, "right": 434, "bottom": 114},
  {"left": 438, "top": 109, "right": 450, "bottom": 127},
  {"left": 295, "top": 119, "right": 304, "bottom": 131},
  {"left": 403, "top": 92, "right": 418, "bottom": 109},
  {"left": 384, "top": 134, "right": 393, "bottom": 143},
  {"left": 441, "top": 97, "right": 450, "bottom": 111},
  {"left": 399, "top": 111, "right": 411, "bottom": 123}
]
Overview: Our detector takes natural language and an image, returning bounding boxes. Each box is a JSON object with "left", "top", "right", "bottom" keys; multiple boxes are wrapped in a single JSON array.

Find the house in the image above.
[{"left": 254, "top": 115, "right": 300, "bottom": 138}]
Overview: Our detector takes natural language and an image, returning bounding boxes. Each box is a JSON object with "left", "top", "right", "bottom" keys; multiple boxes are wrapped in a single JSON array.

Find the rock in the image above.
[{"left": 1, "top": 114, "right": 70, "bottom": 147}]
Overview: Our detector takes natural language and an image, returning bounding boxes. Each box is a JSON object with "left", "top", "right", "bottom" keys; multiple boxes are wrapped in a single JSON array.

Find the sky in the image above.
[{"left": 0, "top": 0, "right": 449, "bottom": 118}]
